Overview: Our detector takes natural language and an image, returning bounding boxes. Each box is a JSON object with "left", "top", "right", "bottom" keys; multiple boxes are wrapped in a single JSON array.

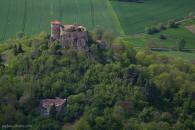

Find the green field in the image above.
[
  {"left": 111, "top": 0, "right": 195, "bottom": 34},
  {"left": 157, "top": 50, "right": 195, "bottom": 61},
  {"left": 124, "top": 19, "right": 195, "bottom": 61},
  {"left": 0, "top": 0, "right": 120, "bottom": 41},
  {"left": 1, "top": 0, "right": 195, "bottom": 41},
  {"left": 123, "top": 19, "right": 195, "bottom": 49}
]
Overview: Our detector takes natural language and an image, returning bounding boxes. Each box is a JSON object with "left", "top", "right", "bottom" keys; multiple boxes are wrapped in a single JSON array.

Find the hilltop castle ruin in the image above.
[{"left": 51, "top": 21, "right": 89, "bottom": 50}]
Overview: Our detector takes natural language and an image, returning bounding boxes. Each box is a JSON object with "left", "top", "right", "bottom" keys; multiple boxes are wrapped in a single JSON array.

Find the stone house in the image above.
[{"left": 40, "top": 97, "right": 66, "bottom": 116}]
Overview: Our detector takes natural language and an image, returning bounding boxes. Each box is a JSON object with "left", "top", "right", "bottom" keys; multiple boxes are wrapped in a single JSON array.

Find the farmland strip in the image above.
[
  {"left": 1, "top": 0, "right": 11, "bottom": 41},
  {"left": 74, "top": 0, "right": 79, "bottom": 24},
  {"left": 105, "top": 0, "right": 125, "bottom": 35},
  {"left": 39, "top": 0, "right": 43, "bottom": 31},
  {"left": 90, "top": 0, "right": 95, "bottom": 26},
  {"left": 22, "top": 0, "right": 27, "bottom": 32},
  {"left": 27, "top": 0, "right": 33, "bottom": 35},
  {"left": 59, "top": 0, "right": 63, "bottom": 21}
]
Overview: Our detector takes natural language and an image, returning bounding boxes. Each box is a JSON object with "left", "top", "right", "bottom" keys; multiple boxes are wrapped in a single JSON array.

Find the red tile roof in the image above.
[
  {"left": 42, "top": 98, "right": 66, "bottom": 107},
  {"left": 64, "top": 25, "right": 74, "bottom": 30},
  {"left": 51, "top": 21, "right": 61, "bottom": 25}
]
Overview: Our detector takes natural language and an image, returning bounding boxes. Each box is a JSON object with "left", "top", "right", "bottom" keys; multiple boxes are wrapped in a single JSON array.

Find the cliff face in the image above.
[{"left": 59, "top": 31, "right": 89, "bottom": 51}]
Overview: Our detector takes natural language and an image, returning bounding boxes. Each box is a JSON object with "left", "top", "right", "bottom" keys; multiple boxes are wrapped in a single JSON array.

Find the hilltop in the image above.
[{"left": 0, "top": 28, "right": 194, "bottom": 129}]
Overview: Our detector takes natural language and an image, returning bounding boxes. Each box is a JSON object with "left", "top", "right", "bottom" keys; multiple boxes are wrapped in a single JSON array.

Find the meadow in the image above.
[
  {"left": 111, "top": 0, "right": 195, "bottom": 34},
  {"left": 157, "top": 50, "right": 195, "bottom": 61},
  {"left": 0, "top": 0, "right": 120, "bottom": 41},
  {"left": 123, "top": 19, "right": 195, "bottom": 61},
  {"left": 123, "top": 19, "right": 195, "bottom": 49}
]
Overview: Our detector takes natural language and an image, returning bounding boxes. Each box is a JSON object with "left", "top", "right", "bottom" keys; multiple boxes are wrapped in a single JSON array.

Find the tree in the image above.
[
  {"left": 93, "top": 26, "right": 104, "bottom": 40},
  {"left": 159, "top": 34, "right": 166, "bottom": 39},
  {"left": 49, "top": 104, "right": 57, "bottom": 119},
  {"left": 178, "top": 39, "right": 186, "bottom": 51},
  {"left": 75, "top": 118, "right": 91, "bottom": 130},
  {"left": 102, "top": 31, "right": 116, "bottom": 47},
  {"left": 16, "top": 31, "right": 25, "bottom": 39},
  {"left": 151, "top": 26, "right": 159, "bottom": 33},
  {"left": 168, "top": 19, "right": 177, "bottom": 28},
  {"left": 158, "top": 23, "right": 166, "bottom": 30},
  {"left": 145, "top": 27, "right": 152, "bottom": 34},
  {"left": 145, "top": 26, "right": 159, "bottom": 34},
  {"left": 13, "top": 44, "right": 17, "bottom": 56},
  {"left": 0, "top": 54, "right": 3, "bottom": 63},
  {"left": 18, "top": 44, "right": 24, "bottom": 53},
  {"left": 188, "top": 12, "right": 195, "bottom": 19}
]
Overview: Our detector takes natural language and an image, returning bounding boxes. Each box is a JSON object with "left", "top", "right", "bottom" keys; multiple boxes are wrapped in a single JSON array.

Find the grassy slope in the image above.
[
  {"left": 123, "top": 19, "right": 195, "bottom": 48},
  {"left": 124, "top": 19, "right": 195, "bottom": 61},
  {"left": 157, "top": 50, "right": 195, "bottom": 61},
  {"left": 111, "top": 0, "right": 195, "bottom": 34},
  {"left": 0, "top": 0, "right": 119, "bottom": 41}
]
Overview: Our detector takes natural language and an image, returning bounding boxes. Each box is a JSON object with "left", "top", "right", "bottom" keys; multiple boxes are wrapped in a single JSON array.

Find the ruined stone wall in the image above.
[
  {"left": 51, "top": 24, "right": 61, "bottom": 40},
  {"left": 59, "top": 31, "right": 89, "bottom": 51},
  {"left": 51, "top": 21, "right": 89, "bottom": 51}
]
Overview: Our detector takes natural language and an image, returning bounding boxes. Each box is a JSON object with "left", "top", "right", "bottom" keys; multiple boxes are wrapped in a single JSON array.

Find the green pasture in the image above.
[
  {"left": 111, "top": 0, "right": 195, "bottom": 34},
  {"left": 156, "top": 50, "right": 195, "bottom": 61},
  {"left": 0, "top": 0, "right": 120, "bottom": 41},
  {"left": 123, "top": 19, "right": 195, "bottom": 49}
]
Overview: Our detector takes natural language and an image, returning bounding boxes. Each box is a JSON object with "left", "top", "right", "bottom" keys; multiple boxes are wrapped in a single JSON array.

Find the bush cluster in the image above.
[{"left": 145, "top": 19, "right": 178, "bottom": 35}]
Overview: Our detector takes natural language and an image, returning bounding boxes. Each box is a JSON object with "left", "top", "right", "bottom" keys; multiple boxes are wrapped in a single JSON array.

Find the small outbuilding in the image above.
[{"left": 40, "top": 97, "right": 66, "bottom": 116}]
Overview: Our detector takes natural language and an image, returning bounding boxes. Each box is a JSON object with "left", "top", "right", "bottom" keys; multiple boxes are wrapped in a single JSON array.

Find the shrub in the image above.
[
  {"left": 145, "top": 26, "right": 159, "bottom": 34},
  {"left": 145, "top": 27, "right": 153, "bottom": 34},
  {"left": 159, "top": 34, "right": 166, "bottom": 40},
  {"left": 188, "top": 12, "right": 195, "bottom": 19},
  {"left": 177, "top": 38, "right": 186, "bottom": 51},
  {"left": 93, "top": 26, "right": 104, "bottom": 40},
  {"left": 158, "top": 23, "right": 166, "bottom": 30},
  {"left": 168, "top": 19, "right": 178, "bottom": 28},
  {"left": 151, "top": 26, "right": 159, "bottom": 33},
  {"left": 16, "top": 31, "right": 25, "bottom": 39}
]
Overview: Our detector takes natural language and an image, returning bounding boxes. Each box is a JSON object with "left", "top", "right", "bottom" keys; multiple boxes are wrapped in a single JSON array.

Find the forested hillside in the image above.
[{"left": 0, "top": 30, "right": 194, "bottom": 129}]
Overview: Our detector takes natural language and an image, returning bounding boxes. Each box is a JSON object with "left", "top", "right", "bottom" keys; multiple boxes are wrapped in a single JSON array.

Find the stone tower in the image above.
[{"left": 51, "top": 21, "right": 61, "bottom": 40}]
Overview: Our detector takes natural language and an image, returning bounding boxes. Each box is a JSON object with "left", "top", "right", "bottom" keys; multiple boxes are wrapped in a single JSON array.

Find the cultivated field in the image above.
[
  {"left": 123, "top": 19, "right": 195, "bottom": 61},
  {"left": 1, "top": 0, "right": 195, "bottom": 41},
  {"left": 123, "top": 19, "right": 195, "bottom": 49},
  {"left": 0, "top": 0, "right": 120, "bottom": 41},
  {"left": 111, "top": 0, "right": 195, "bottom": 34}
]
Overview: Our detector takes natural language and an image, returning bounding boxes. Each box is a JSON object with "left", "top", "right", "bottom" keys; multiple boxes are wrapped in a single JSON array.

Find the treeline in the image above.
[
  {"left": 145, "top": 19, "right": 178, "bottom": 35},
  {"left": 145, "top": 12, "right": 195, "bottom": 35},
  {"left": 0, "top": 28, "right": 194, "bottom": 129}
]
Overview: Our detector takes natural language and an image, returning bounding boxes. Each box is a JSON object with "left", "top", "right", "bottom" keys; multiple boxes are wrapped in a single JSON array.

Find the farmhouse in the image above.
[
  {"left": 51, "top": 21, "right": 89, "bottom": 50},
  {"left": 40, "top": 97, "right": 66, "bottom": 116}
]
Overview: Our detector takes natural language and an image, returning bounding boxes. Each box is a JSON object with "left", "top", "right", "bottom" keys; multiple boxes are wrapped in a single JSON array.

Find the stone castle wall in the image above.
[{"left": 51, "top": 21, "right": 89, "bottom": 51}]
